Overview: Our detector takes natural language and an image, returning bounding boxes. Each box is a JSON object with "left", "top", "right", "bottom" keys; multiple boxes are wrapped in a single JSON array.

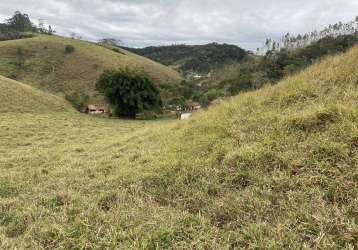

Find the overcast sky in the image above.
[{"left": 0, "top": 0, "right": 357, "bottom": 50}]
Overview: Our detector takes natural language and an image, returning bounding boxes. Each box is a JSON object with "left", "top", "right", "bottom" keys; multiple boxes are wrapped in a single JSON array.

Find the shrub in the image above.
[
  {"left": 5, "top": 215, "right": 28, "bottom": 238},
  {"left": 205, "top": 89, "right": 223, "bottom": 102},
  {"left": 64, "top": 45, "right": 75, "bottom": 54},
  {"left": 16, "top": 47, "right": 24, "bottom": 57}
]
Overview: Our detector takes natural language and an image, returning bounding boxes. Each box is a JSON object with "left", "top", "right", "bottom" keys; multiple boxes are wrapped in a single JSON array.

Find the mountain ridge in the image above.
[{"left": 122, "top": 42, "right": 248, "bottom": 76}]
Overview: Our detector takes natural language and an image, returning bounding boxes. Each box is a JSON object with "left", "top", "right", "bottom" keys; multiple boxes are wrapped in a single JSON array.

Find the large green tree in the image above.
[
  {"left": 5, "top": 11, "right": 37, "bottom": 32},
  {"left": 96, "top": 68, "right": 162, "bottom": 118},
  {"left": 0, "top": 11, "right": 38, "bottom": 41}
]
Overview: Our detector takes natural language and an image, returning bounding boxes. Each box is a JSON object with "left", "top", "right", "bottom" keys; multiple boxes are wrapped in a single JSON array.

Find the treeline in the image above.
[
  {"left": 0, "top": 11, "right": 55, "bottom": 41},
  {"left": 122, "top": 43, "right": 247, "bottom": 75},
  {"left": 262, "top": 34, "right": 358, "bottom": 81},
  {"left": 199, "top": 33, "right": 358, "bottom": 105},
  {"left": 259, "top": 16, "right": 358, "bottom": 54}
]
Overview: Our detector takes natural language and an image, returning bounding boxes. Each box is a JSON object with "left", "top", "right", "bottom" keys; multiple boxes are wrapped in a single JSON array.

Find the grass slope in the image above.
[
  {"left": 0, "top": 35, "right": 181, "bottom": 100},
  {"left": 1, "top": 47, "right": 358, "bottom": 249},
  {"left": 0, "top": 75, "right": 72, "bottom": 113}
]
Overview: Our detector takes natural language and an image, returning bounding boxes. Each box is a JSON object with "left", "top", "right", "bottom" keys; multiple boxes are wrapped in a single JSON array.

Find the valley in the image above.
[
  {"left": 1, "top": 45, "right": 358, "bottom": 248},
  {"left": 0, "top": 9, "right": 357, "bottom": 249}
]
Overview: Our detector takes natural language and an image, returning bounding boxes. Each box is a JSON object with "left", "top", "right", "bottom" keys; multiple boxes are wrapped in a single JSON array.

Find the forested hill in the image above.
[{"left": 122, "top": 43, "right": 248, "bottom": 75}]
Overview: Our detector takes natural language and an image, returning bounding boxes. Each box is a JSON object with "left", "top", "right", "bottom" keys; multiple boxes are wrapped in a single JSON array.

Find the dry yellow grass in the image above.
[
  {"left": 0, "top": 46, "right": 357, "bottom": 249},
  {"left": 0, "top": 75, "right": 73, "bottom": 113}
]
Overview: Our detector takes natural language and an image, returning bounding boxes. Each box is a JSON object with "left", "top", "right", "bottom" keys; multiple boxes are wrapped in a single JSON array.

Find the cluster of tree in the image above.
[
  {"left": 96, "top": 67, "right": 162, "bottom": 119},
  {"left": 158, "top": 80, "right": 204, "bottom": 107},
  {"left": 96, "top": 68, "right": 210, "bottom": 117},
  {"left": 259, "top": 16, "right": 358, "bottom": 54},
  {"left": 98, "top": 38, "right": 123, "bottom": 47},
  {"left": 37, "top": 19, "right": 55, "bottom": 35},
  {"left": 0, "top": 11, "right": 55, "bottom": 41},
  {"left": 122, "top": 43, "right": 248, "bottom": 75},
  {"left": 262, "top": 34, "right": 358, "bottom": 80}
]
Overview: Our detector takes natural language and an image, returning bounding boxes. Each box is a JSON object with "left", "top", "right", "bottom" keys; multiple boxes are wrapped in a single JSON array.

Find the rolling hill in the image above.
[
  {"left": 0, "top": 46, "right": 357, "bottom": 248},
  {"left": 123, "top": 43, "right": 248, "bottom": 76},
  {"left": 0, "top": 35, "right": 181, "bottom": 103},
  {"left": 0, "top": 75, "right": 72, "bottom": 113}
]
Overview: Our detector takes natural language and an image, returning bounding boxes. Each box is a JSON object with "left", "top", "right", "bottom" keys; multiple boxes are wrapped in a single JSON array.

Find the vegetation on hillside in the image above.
[
  {"left": 1, "top": 44, "right": 357, "bottom": 248},
  {"left": 0, "top": 35, "right": 181, "bottom": 110},
  {"left": 158, "top": 80, "right": 203, "bottom": 107},
  {"left": 199, "top": 33, "right": 358, "bottom": 103},
  {"left": 0, "top": 11, "right": 194, "bottom": 112},
  {"left": 122, "top": 17, "right": 358, "bottom": 109},
  {"left": 123, "top": 43, "right": 248, "bottom": 75},
  {"left": 159, "top": 32, "right": 358, "bottom": 108},
  {"left": 0, "top": 11, "right": 183, "bottom": 112},
  {"left": 96, "top": 68, "right": 162, "bottom": 118},
  {"left": 259, "top": 16, "right": 358, "bottom": 53},
  {"left": 0, "top": 11, "right": 54, "bottom": 41},
  {"left": 2, "top": 12, "right": 356, "bottom": 113}
]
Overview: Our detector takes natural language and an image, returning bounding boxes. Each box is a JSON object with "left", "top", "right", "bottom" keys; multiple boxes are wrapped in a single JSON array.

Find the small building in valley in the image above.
[
  {"left": 176, "top": 101, "right": 202, "bottom": 120},
  {"left": 87, "top": 104, "right": 110, "bottom": 115},
  {"left": 179, "top": 112, "right": 192, "bottom": 120},
  {"left": 185, "top": 101, "right": 201, "bottom": 111}
]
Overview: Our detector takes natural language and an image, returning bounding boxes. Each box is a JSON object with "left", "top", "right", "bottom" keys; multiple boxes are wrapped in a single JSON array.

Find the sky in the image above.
[{"left": 0, "top": 0, "right": 357, "bottom": 51}]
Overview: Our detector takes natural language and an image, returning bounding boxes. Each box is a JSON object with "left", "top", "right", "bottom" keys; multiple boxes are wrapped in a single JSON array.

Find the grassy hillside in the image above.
[
  {"left": 0, "top": 35, "right": 181, "bottom": 102},
  {"left": 123, "top": 43, "right": 248, "bottom": 76},
  {"left": 0, "top": 75, "right": 72, "bottom": 113},
  {"left": 1, "top": 46, "right": 358, "bottom": 249}
]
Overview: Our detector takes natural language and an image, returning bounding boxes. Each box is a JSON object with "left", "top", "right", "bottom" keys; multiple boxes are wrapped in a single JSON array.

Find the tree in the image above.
[
  {"left": 70, "top": 32, "right": 82, "bottom": 40},
  {"left": 99, "top": 38, "right": 123, "bottom": 46},
  {"left": 96, "top": 68, "right": 162, "bottom": 118},
  {"left": 37, "top": 19, "right": 46, "bottom": 33},
  {"left": 48, "top": 25, "right": 55, "bottom": 35},
  {"left": 37, "top": 19, "right": 55, "bottom": 35},
  {"left": 205, "top": 89, "right": 222, "bottom": 102},
  {"left": 5, "top": 11, "right": 36, "bottom": 32},
  {"left": 0, "top": 12, "right": 57, "bottom": 41}
]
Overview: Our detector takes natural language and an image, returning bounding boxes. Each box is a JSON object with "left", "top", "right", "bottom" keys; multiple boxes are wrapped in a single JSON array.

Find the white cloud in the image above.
[{"left": 0, "top": 0, "right": 357, "bottom": 50}]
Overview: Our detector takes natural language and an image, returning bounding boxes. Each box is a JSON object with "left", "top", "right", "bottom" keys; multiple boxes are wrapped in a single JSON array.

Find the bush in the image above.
[
  {"left": 64, "top": 45, "right": 75, "bottom": 54},
  {"left": 96, "top": 67, "right": 162, "bottom": 119},
  {"left": 205, "top": 89, "right": 223, "bottom": 102}
]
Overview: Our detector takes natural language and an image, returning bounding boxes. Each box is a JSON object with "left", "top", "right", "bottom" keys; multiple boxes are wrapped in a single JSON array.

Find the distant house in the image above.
[
  {"left": 176, "top": 101, "right": 202, "bottom": 120},
  {"left": 87, "top": 104, "right": 110, "bottom": 114},
  {"left": 185, "top": 101, "right": 201, "bottom": 111},
  {"left": 193, "top": 74, "right": 202, "bottom": 79},
  {"left": 180, "top": 113, "right": 192, "bottom": 120}
]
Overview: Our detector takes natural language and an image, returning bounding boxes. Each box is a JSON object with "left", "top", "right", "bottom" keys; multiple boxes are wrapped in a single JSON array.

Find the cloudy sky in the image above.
[{"left": 0, "top": 0, "right": 357, "bottom": 50}]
